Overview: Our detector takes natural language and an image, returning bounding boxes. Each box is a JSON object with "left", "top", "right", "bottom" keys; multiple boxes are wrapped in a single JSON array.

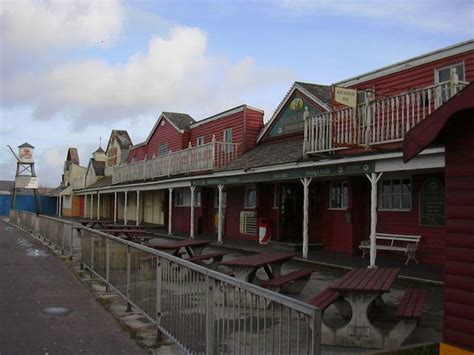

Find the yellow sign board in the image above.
[{"left": 334, "top": 86, "right": 357, "bottom": 108}]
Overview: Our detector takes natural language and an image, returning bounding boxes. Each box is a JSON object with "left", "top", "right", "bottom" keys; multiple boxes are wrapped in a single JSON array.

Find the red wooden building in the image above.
[
  {"left": 404, "top": 83, "right": 474, "bottom": 354},
  {"left": 74, "top": 40, "right": 473, "bottom": 266}
]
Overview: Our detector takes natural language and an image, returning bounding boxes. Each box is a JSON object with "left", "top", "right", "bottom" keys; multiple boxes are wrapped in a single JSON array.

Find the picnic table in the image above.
[
  {"left": 78, "top": 220, "right": 112, "bottom": 228},
  {"left": 219, "top": 252, "right": 295, "bottom": 283},
  {"left": 99, "top": 229, "right": 154, "bottom": 244},
  {"left": 99, "top": 224, "right": 148, "bottom": 230},
  {"left": 327, "top": 267, "right": 400, "bottom": 348},
  {"left": 148, "top": 240, "right": 210, "bottom": 258}
]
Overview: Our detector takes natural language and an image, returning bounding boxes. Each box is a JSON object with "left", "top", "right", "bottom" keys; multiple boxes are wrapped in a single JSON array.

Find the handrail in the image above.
[{"left": 80, "top": 226, "right": 321, "bottom": 354}]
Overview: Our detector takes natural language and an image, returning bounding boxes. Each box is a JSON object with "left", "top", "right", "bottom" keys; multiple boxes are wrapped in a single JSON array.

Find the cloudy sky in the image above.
[{"left": 1, "top": 0, "right": 473, "bottom": 187}]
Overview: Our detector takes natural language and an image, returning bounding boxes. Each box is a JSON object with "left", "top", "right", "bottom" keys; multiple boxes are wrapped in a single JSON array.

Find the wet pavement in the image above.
[{"left": 0, "top": 220, "right": 147, "bottom": 355}]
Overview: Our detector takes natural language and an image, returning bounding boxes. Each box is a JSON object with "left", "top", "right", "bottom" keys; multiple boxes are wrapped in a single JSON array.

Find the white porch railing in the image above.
[
  {"left": 304, "top": 81, "right": 468, "bottom": 154},
  {"left": 112, "top": 140, "right": 240, "bottom": 184}
]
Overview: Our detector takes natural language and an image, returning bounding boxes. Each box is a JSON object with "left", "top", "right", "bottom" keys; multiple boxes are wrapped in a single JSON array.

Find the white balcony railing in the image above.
[
  {"left": 112, "top": 140, "right": 240, "bottom": 184},
  {"left": 304, "top": 81, "right": 468, "bottom": 154}
]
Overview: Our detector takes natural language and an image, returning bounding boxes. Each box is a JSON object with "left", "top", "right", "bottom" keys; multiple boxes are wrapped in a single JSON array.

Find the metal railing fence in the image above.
[
  {"left": 37, "top": 215, "right": 75, "bottom": 257},
  {"left": 80, "top": 227, "right": 321, "bottom": 354}
]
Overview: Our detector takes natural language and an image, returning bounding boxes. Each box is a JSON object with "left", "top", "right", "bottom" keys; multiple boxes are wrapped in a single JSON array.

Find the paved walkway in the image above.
[{"left": 0, "top": 220, "right": 147, "bottom": 355}]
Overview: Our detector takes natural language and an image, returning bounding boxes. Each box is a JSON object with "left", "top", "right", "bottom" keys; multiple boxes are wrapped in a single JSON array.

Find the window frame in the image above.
[
  {"left": 329, "top": 181, "right": 349, "bottom": 210},
  {"left": 196, "top": 136, "right": 205, "bottom": 146},
  {"left": 244, "top": 186, "right": 257, "bottom": 209},
  {"left": 378, "top": 177, "right": 412, "bottom": 211},
  {"left": 434, "top": 61, "right": 466, "bottom": 84},
  {"left": 273, "top": 185, "right": 281, "bottom": 209},
  {"left": 174, "top": 189, "right": 191, "bottom": 207},
  {"left": 223, "top": 128, "right": 234, "bottom": 154},
  {"left": 158, "top": 143, "right": 169, "bottom": 156},
  {"left": 213, "top": 188, "right": 227, "bottom": 208}
]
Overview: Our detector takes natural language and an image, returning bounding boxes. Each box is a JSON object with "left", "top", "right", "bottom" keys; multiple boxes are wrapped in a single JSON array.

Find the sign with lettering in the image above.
[
  {"left": 334, "top": 86, "right": 357, "bottom": 108},
  {"left": 15, "top": 176, "right": 38, "bottom": 189},
  {"left": 420, "top": 178, "right": 445, "bottom": 227},
  {"left": 267, "top": 93, "right": 321, "bottom": 138},
  {"left": 193, "top": 163, "right": 374, "bottom": 186}
]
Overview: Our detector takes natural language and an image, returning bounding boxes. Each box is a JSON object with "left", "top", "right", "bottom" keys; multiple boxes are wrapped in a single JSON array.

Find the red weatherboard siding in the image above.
[
  {"left": 443, "top": 113, "right": 474, "bottom": 351},
  {"left": 146, "top": 119, "right": 186, "bottom": 157},
  {"left": 377, "top": 173, "right": 447, "bottom": 264},
  {"left": 244, "top": 108, "right": 264, "bottom": 152},
  {"left": 128, "top": 145, "right": 146, "bottom": 162},
  {"left": 345, "top": 51, "right": 474, "bottom": 96}
]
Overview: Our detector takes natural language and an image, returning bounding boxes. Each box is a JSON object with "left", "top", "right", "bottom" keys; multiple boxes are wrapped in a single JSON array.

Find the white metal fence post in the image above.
[
  {"left": 168, "top": 188, "right": 173, "bottom": 235},
  {"left": 301, "top": 177, "right": 312, "bottom": 259},
  {"left": 126, "top": 245, "right": 132, "bottom": 312},
  {"left": 366, "top": 172, "right": 383, "bottom": 268},
  {"left": 205, "top": 274, "right": 215, "bottom": 355}
]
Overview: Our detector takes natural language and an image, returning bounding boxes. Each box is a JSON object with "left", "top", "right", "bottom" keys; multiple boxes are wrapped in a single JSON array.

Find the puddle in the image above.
[
  {"left": 3, "top": 227, "right": 14, "bottom": 231},
  {"left": 17, "top": 238, "right": 33, "bottom": 248},
  {"left": 42, "top": 306, "right": 73, "bottom": 316},
  {"left": 26, "top": 248, "right": 49, "bottom": 257}
]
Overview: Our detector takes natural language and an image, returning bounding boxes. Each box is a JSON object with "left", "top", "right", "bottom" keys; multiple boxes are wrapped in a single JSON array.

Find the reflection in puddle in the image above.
[
  {"left": 42, "top": 306, "right": 73, "bottom": 316},
  {"left": 26, "top": 248, "right": 49, "bottom": 257}
]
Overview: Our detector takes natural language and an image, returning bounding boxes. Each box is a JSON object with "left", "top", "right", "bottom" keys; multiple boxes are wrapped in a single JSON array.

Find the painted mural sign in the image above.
[
  {"left": 193, "top": 162, "right": 374, "bottom": 186},
  {"left": 420, "top": 177, "right": 445, "bottom": 227},
  {"left": 15, "top": 176, "right": 38, "bottom": 189},
  {"left": 267, "top": 93, "right": 321, "bottom": 138}
]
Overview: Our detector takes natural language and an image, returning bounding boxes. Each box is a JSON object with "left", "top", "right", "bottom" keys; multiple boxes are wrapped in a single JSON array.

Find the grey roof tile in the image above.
[
  {"left": 163, "top": 112, "right": 196, "bottom": 130},
  {"left": 295, "top": 82, "right": 332, "bottom": 106}
]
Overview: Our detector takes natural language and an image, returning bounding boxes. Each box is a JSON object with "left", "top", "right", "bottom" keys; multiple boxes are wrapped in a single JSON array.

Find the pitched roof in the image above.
[
  {"left": 163, "top": 112, "right": 196, "bottom": 130},
  {"left": 222, "top": 137, "right": 305, "bottom": 171},
  {"left": 66, "top": 148, "right": 80, "bottom": 165},
  {"left": 18, "top": 142, "right": 34, "bottom": 148},
  {"left": 82, "top": 176, "right": 112, "bottom": 190},
  {"left": 295, "top": 82, "right": 332, "bottom": 106},
  {"left": 257, "top": 81, "right": 332, "bottom": 142},
  {"left": 403, "top": 83, "right": 474, "bottom": 162},
  {"left": 95, "top": 146, "right": 105, "bottom": 154},
  {"left": 108, "top": 130, "right": 132, "bottom": 150},
  {"left": 90, "top": 159, "right": 105, "bottom": 176}
]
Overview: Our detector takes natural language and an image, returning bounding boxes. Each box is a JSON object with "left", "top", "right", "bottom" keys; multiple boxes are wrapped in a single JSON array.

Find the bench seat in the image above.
[
  {"left": 395, "top": 288, "right": 427, "bottom": 319},
  {"left": 308, "top": 287, "right": 341, "bottom": 310},
  {"left": 261, "top": 268, "right": 314, "bottom": 294},
  {"left": 359, "top": 233, "right": 421, "bottom": 265}
]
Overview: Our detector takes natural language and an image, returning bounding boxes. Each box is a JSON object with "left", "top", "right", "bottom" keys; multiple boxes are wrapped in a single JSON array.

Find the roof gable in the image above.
[
  {"left": 66, "top": 148, "right": 80, "bottom": 165},
  {"left": 87, "top": 158, "right": 105, "bottom": 177},
  {"left": 106, "top": 130, "right": 132, "bottom": 153},
  {"left": 144, "top": 112, "right": 194, "bottom": 145},
  {"left": 258, "top": 82, "right": 331, "bottom": 141}
]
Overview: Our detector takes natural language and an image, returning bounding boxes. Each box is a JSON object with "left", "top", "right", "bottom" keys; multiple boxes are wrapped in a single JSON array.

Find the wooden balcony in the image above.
[
  {"left": 304, "top": 82, "right": 468, "bottom": 155},
  {"left": 112, "top": 141, "right": 240, "bottom": 184}
]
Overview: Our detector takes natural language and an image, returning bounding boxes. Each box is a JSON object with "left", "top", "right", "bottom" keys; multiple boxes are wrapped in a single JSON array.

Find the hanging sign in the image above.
[{"left": 334, "top": 86, "right": 357, "bottom": 108}]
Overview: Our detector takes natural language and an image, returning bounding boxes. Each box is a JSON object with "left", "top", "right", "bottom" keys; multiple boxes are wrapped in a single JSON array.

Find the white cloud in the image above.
[
  {"left": 3, "top": 25, "right": 292, "bottom": 125},
  {"left": 1, "top": 0, "right": 123, "bottom": 50},
  {"left": 275, "top": 0, "right": 474, "bottom": 36}
]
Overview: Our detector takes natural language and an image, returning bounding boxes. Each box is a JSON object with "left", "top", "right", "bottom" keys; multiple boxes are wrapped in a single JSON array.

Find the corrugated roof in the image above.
[
  {"left": 222, "top": 137, "right": 305, "bottom": 171},
  {"left": 295, "top": 82, "right": 332, "bottom": 106},
  {"left": 163, "top": 112, "right": 196, "bottom": 130}
]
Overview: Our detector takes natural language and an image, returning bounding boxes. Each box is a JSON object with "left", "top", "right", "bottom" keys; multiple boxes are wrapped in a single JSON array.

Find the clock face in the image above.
[{"left": 290, "top": 98, "right": 304, "bottom": 111}]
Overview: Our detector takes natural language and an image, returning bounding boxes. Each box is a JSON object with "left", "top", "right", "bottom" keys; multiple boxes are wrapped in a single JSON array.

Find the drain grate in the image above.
[{"left": 42, "top": 306, "right": 73, "bottom": 316}]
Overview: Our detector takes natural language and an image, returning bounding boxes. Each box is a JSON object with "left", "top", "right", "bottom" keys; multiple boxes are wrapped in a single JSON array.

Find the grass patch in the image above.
[
  {"left": 122, "top": 324, "right": 144, "bottom": 340},
  {"left": 97, "top": 297, "right": 112, "bottom": 307}
]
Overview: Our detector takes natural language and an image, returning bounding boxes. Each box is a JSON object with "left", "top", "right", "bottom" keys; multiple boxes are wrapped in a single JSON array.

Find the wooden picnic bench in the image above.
[
  {"left": 78, "top": 219, "right": 112, "bottom": 229},
  {"left": 184, "top": 252, "right": 227, "bottom": 270},
  {"left": 99, "top": 229, "right": 153, "bottom": 244},
  {"left": 261, "top": 268, "right": 314, "bottom": 294},
  {"left": 359, "top": 232, "right": 421, "bottom": 264},
  {"left": 219, "top": 252, "right": 295, "bottom": 284},
  {"left": 148, "top": 240, "right": 210, "bottom": 258}
]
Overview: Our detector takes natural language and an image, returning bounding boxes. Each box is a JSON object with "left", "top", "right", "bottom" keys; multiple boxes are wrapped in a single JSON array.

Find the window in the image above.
[
  {"left": 435, "top": 63, "right": 466, "bottom": 104},
  {"left": 196, "top": 136, "right": 205, "bottom": 146},
  {"left": 174, "top": 189, "right": 190, "bottom": 207},
  {"left": 214, "top": 188, "right": 227, "bottom": 208},
  {"left": 223, "top": 128, "right": 233, "bottom": 154},
  {"left": 329, "top": 181, "right": 348, "bottom": 209},
  {"left": 195, "top": 189, "right": 202, "bottom": 207},
  {"left": 244, "top": 186, "right": 257, "bottom": 209},
  {"left": 158, "top": 143, "right": 168, "bottom": 156},
  {"left": 273, "top": 185, "right": 281, "bottom": 208},
  {"left": 379, "top": 178, "right": 411, "bottom": 210}
]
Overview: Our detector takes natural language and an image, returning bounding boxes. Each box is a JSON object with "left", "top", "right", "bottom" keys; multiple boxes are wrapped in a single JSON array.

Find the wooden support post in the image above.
[
  {"left": 84, "top": 194, "right": 87, "bottom": 218},
  {"left": 90, "top": 194, "right": 93, "bottom": 219},
  {"left": 124, "top": 191, "right": 128, "bottom": 226},
  {"left": 300, "top": 177, "right": 312, "bottom": 259},
  {"left": 217, "top": 184, "right": 224, "bottom": 244},
  {"left": 190, "top": 185, "right": 196, "bottom": 239},
  {"left": 366, "top": 172, "right": 383, "bottom": 268},
  {"left": 136, "top": 190, "right": 140, "bottom": 226},
  {"left": 114, "top": 191, "right": 117, "bottom": 223},
  {"left": 97, "top": 192, "right": 100, "bottom": 220},
  {"left": 59, "top": 196, "right": 62, "bottom": 218},
  {"left": 168, "top": 188, "right": 173, "bottom": 235}
]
